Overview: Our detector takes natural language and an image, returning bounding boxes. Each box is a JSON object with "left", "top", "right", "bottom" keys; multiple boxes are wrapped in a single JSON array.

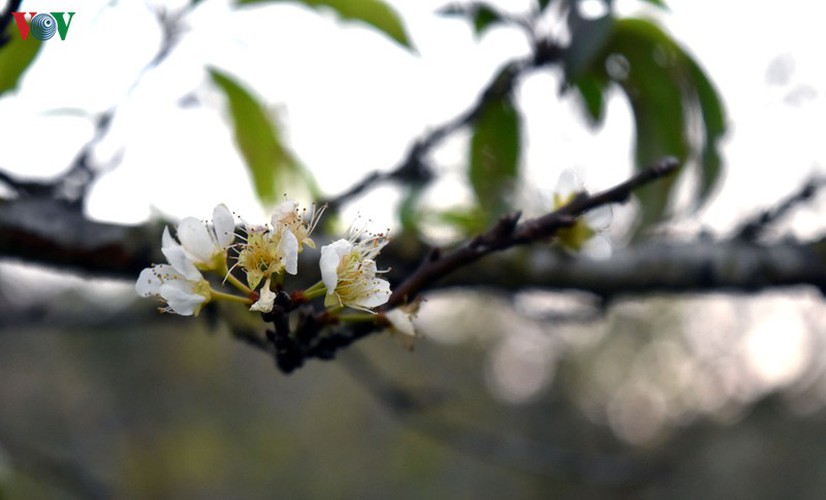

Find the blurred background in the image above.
[{"left": 2, "top": 0, "right": 826, "bottom": 498}]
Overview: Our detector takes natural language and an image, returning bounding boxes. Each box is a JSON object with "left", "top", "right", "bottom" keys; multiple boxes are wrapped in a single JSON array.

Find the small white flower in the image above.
[
  {"left": 249, "top": 278, "right": 276, "bottom": 313},
  {"left": 320, "top": 230, "right": 391, "bottom": 311},
  {"left": 234, "top": 201, "right": 322, "bottom": 289},
  {"left": 135, "top": 262, "right": 211, "bottom": 316},
  {"left": 166, "top": 204, "right": 235, "bottom": 271},
  {"left": 552, "top": 171, "right": 612, "bottom": 259},
  {"left": 236, "top": 225, "right": 298, "bottom": 289}
]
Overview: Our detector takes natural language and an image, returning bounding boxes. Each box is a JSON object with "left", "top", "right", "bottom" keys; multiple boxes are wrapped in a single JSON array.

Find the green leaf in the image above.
[
  {"left": 437, "top": 3, "right": 503, "bottom": 38},
  {"left": 685, "top": 56, "right": 726, "bottom": 205},
  {"left": 572, "top": 74, "right": 607, "bottom": 126},
  {"left": 238, "top": 0, "right": 413, "bottom": 50},
  {"left": 209, "top": 68, "right": 319, "bottom": 205},
  {"left": 0, "top": 22, "right": 43, "bottom": 96},
  {"left": 639, "top": 0, "right": 668, "bottom": 9},
  {"left": 432, "top": 206, "right": 488, "bottom": 235},
  {"left": 568, "top": 17, "right": 726, "bottom": 230},
  {"left": 399, "top": 186, "right": 423, "bottom": 235},
  {"left": 607, "top": 19, "right": 687, "bottom": 229},
  {"left": 472, "top": 4, "right": 501, "bottom": 37},
  {"left": 537, "top": 0, "right": 554, "bottom": 12},
  {"left": 469, "top": 95, "right": 521, "bottom": 219},
  {"left": 562, "top": 6, "right": 615, "bottom": 81}
]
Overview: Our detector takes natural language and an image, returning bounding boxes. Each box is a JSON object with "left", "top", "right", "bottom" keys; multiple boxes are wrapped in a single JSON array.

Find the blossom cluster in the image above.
[{"left": 136, "top": 200, "right": 415, "bottom": 342}]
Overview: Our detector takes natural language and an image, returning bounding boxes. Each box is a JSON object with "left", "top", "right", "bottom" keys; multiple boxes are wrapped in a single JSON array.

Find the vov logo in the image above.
[{"left": 11, "top": 12, "right": 76, "bottom": 41}]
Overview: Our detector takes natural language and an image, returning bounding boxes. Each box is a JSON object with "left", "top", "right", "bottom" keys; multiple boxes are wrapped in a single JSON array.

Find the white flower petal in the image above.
[
  {"left": 159, "top": 280, "right": 206, "bottom": 316},
  {"left": 352, "top": 278, "right": 391, "bottom": 309},
  {"left": 556, "top": 170, "right": 584, "bottom": 198},
  {"left": 271, "top": 199, "right": 297, "bottom": 226},
  {"left": 135, "top": 267, "right": 162, "bottom": 297},
  {"left": 584, "top": 204, "right": 612, "bottom": 230},
  {"left": 162, "top": 244, "right": 202, "bottom": 282},
  {"left": 581, "top": 234, "right": 613, "bottom": 260},
  {"left": 161, "top": 226, "right": 178, "bottom": 251},
  {"left": 280, "top": 229, "right": 299, "bottom": 275},
  {"left": 212, "top": 204, "right": 235, "bottom": 248},
  {"left": 320, "top": 239, "right": 351, "bottom": 293},
  {"left": 177, "top": 217, "right": 215, "bottom": 263},
  {"left": 385, "top": 309, "right": 415, "bottom": 337}
]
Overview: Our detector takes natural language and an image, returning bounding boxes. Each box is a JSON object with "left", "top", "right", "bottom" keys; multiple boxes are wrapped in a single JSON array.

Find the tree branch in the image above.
[
  {"left": 438, "top": 237, "right": 826, "bottom": 298},
  {"left": 735, "top": 175, "right": 826, "bottom": 241},
  {"left": 386, "top": 157, "right": 680, "bottom": 308},
  {"left": 321, "top": 43, "right": 561, "bottom": 211},
  {"left": 0, "top": 0, "right": 22, "bottom": 49}
]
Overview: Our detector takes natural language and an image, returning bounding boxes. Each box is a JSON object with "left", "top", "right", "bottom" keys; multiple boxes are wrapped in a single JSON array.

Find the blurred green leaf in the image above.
[
  {"left": 471, "top": 4, "right": 501, "bottom": 37},
  {"left": 209, "top": 68, "right": 319, "bottom": 204},
  {"left": 0, "top": 23, "right": 42, "bottom": 96},
  {"left": 572, "top": 74, "right": 607, "bottom": 126},
  {"left": 537, "top": 0, "right": 553, "bottom": 12},
  {"left": 432, "top": 206, "right": 488, "bottom": 235},
  {"left": 562, "top": 6, "right": 615, "bottom": 81},
  {"left": 469, "top": 95, "right": 521, "bottom": 219},
  {"left": 611, "top": 20, "right": 687, "bottom": 228},
  {"left": 437, "top": 3, "right": 503, "bottom": 38},
  {"left": 399, "top": 186, "right": 423, "bottom": 235},
  {"left": 685, "top": 56, "right": 726, "bottom": 205},
  {"left": 568, "top": 17, "right": 726, "bottom": 230},
  {"left": 238, "top": 0, "right": 413, "bottom": 50},
  {"left": 639, "top": 0, "right": 668, "bottom": 9}
]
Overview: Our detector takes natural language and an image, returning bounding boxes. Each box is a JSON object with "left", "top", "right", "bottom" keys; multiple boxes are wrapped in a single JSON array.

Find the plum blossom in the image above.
[
  {"left": 164, "top": 204, "right": 235, "bottom": 272},
  {"left": 236, "top": 226, "right": 293, "bottom": 289},
  {"left": 135, "top": 254, "right": 211, "bottom": 316},
  {"left": 320, "top": 230, "right": 391, "bottom": 311},
  {"left": 552, "top": 171, "right": 612, "bottom": 259},
  {"left": 236, "top": 200, "right": 321, "bottom": 289}
]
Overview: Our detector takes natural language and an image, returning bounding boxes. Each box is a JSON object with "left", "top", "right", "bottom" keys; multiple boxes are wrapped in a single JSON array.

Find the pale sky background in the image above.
[{"left": 2, "top": 0, "right": 826, "bottom": 427}]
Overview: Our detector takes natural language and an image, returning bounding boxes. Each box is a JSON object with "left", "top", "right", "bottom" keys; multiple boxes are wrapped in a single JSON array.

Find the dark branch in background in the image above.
[
  {"left": 735, "top": 175, "right": 826, "bottom": 241},
  {"left": 145, "top": 5, "right": 186, "bottom": 68},
  {"left": 439, "top": 237, "right": 826, "bottom": 298},
  {"left": 0, "top": 0, "right": 191, "bottom": 203},
  {"left": 321, "top": 40, "right": 561, "bottom": 212},
  {"left": 0, "top": 0, "right": 23, "bottom": 48},
  {"left": 0, "top": 1, "right": 201, "bottom": 277},
  {"left": 0, "top": 196, "right": 160, "bottom": 276},
  {"left": 0, "top": 111, "right": 113, "bottom": 205}
]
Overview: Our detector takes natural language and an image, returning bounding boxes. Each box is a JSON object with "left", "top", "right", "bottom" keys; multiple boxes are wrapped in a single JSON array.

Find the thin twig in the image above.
[
  {"left": 386, "top": 157, "right": 679, "bottom": 308},
  {"left": 735, "top": 175, "right": 826, "bottom": 241},
  {"left": 321, "top": 49, "right": 559, "bottom": 211},
  {"left": 252, "top": 157, "right": 678, "bottom": 371},
  {"left": 0, "top": 0, "right": 23, "bottom": 48}
]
